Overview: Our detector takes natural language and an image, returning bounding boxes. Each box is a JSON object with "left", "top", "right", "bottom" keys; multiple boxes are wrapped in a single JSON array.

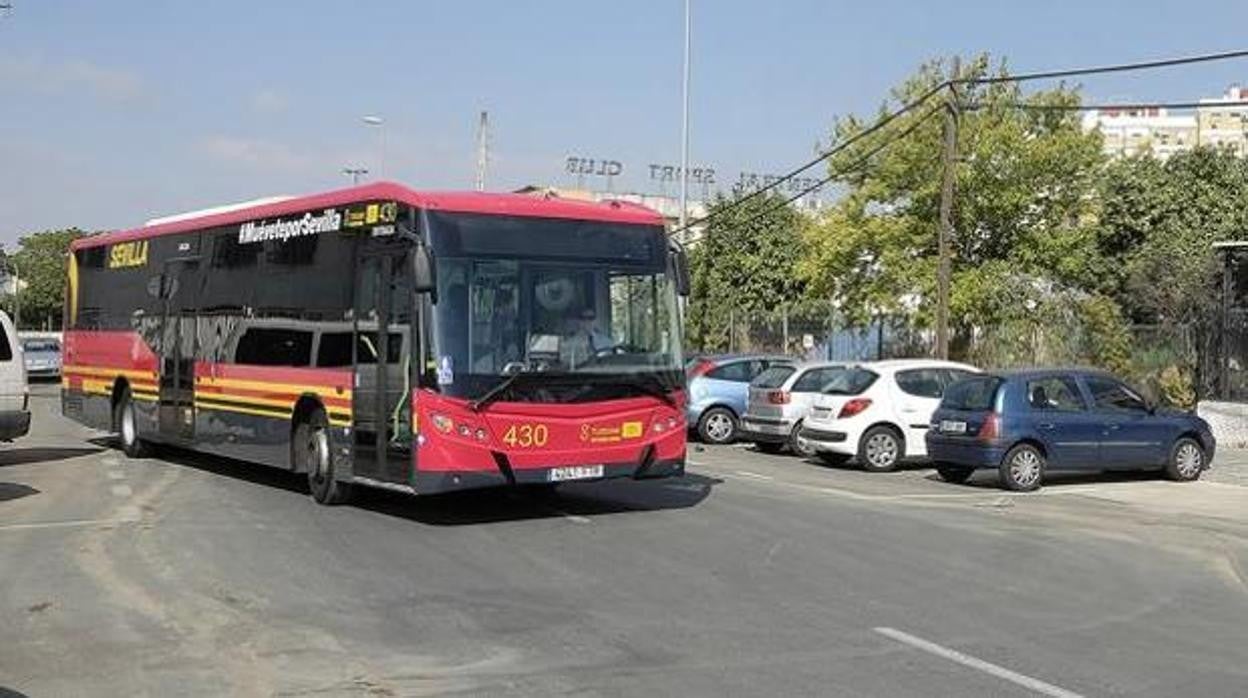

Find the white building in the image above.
[{"left": 1083, "top": 85, "right": 1248, "bottom": 159}]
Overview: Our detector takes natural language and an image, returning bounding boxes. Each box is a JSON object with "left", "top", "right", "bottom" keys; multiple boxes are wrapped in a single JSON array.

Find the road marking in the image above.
[
  {"left": 110, "top": 484, "right": 133, "bottom": 498},
  {"left": 874, "top": 627, "right": 1085, "bottom": 698},
  {"left": 734, "top": 470, "right": 774, "bottom": 481},
  {"left": 106, "top": 470, "right": 126, "bottom": 480},
  {"left": 0, "top": 516, "right": 140, "bottom": 532}
]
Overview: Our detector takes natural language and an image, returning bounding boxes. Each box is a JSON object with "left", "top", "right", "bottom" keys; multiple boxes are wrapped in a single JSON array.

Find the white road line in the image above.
[
  {"left": 110, "top": 484, "right": 133, "bottom": 498},
  {"left": 0, "top": 517, "right": 139, "bottom": 533},
  {"left": 734, "top": 470, "right": 774, "bottom": 481},
  {"left": 874, "top": 627, "right": 1085, "bottom": 698},
  {"left": 106, "top": 470, "right": 126, "bottom": 480}
]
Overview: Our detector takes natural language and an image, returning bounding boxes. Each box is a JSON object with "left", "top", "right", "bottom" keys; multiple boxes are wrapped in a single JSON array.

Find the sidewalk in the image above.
[{"left": 1210, "top": 448, "right": 1248, "bottom": 487}]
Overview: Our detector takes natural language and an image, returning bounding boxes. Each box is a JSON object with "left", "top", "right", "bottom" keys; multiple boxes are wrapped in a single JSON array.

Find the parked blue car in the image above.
[
  {"left": 926, "top": 368, "right": 1215, "bottom": 491},
  {"left": 686, "top": 354, "right": 795, "bottom": 444}
]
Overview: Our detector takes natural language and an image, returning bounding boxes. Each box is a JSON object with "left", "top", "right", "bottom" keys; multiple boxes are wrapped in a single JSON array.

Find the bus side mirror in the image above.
[
  {"left": 672, "top": 246, "right": 691, "bottom": 297},
  {"left": 411, "top": 244, "right": 437, "bottom": 303}
]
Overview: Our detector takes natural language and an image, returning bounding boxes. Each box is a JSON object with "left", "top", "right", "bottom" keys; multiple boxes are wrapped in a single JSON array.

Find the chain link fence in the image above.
[{"left": 687, "top": 300, "right": 1212, "bottom": 408}]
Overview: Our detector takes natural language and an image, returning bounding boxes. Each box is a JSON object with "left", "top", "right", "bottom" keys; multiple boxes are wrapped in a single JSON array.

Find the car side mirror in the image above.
[
  {"left": 410, "top": 244, "right": 437, "bottom": 303},
  {"left": 671, "top": 245, "right": 691, "bottom": 297}
]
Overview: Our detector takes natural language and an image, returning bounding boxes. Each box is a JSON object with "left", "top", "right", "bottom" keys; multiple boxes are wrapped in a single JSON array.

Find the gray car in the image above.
[
  {"left": 21, "top": 338, "right": 62, "bottom": 380},
  {"left": 739, "top": 361, "right": 851, "bottom": 456}
]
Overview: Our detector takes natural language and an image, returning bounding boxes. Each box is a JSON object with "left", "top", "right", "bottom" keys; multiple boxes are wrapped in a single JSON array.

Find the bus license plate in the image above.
[
  {"left": 941, "top": 420, "right": 967, "bottom": 434},
  {"left": 549, "top": 465, "right": 605, "bottom": 482}
]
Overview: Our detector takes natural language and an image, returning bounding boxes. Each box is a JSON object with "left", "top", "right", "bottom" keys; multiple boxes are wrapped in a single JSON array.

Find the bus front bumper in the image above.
[{"left": 413, "top": 457, "right": 686, "bottom": 495}]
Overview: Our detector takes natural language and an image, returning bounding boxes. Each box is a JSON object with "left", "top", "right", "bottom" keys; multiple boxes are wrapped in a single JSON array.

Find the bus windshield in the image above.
[{"left": 427, "top": 212, "right": 683, "bottom": 401}]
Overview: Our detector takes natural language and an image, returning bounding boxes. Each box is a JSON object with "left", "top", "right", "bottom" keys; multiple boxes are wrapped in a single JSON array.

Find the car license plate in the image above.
[
  {"left": 548, "top": 465, "right": 605, "bottom": 482},
  {"left": 941, "top": 420, "right": 967, "bottom": 434}
]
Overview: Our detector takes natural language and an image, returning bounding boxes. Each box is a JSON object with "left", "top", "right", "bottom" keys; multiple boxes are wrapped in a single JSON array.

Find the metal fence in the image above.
[{"left": 686, "top": 302, "right": 1213, "bottom": 407}]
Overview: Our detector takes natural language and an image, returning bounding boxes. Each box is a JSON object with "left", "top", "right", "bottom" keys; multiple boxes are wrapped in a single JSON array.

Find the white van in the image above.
[{"left": 0, "top": 311, "right": 30, "bottom": 441}]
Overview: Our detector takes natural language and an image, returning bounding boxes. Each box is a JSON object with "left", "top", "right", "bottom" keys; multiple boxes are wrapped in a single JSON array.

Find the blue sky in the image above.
[{"left": 2, "top": 0, "right": 1248, "bottom": 242}]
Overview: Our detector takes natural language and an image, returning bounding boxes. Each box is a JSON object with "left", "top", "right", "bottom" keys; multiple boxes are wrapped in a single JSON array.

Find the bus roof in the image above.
[{"left": 71, "top": 181, "right": 667, "bottom": 251}]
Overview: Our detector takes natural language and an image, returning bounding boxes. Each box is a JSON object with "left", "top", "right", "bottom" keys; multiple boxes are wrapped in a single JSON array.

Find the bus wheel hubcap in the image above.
[
  {"left": 122, "top": 405, "right": 135, "bottom": 446},
  {"left": 310, "top": 428, "right": 329, "bottom": 480}
]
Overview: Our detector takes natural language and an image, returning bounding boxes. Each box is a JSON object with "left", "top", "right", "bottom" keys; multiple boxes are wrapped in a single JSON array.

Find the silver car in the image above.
[{"left": 739, "top": 361, "right": 851, "bottom": 456}]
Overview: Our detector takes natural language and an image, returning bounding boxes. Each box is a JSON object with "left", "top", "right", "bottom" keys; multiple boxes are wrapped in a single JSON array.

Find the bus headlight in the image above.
[{"left": 431, "top": 413, "right": 454, "bottom": 434}]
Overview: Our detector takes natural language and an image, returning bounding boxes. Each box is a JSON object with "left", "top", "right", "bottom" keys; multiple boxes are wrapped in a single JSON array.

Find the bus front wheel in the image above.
[{"left": 299, "top": 410, "right": 353, "bottom": 506}]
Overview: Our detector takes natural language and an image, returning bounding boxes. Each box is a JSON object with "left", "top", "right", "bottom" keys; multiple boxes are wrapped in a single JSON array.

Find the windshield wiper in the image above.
[
  {"left": 468, "top": 372, "right": 529, "bottom": 413},
  {"left": 603, "top": 373, "right": 678, "bottom": 407}
]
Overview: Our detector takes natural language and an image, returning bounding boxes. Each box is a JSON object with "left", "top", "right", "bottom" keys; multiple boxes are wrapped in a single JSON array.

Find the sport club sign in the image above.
[{"left": 563, "top": 154, "right": 824, "bottom": 196}]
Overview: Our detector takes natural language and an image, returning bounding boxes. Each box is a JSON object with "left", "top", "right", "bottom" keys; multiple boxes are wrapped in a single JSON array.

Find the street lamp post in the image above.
[
  {"left": 362, "top": 115, "right": 384, "bottom": 180},
  {"left": 343, "top": 167, "right": 368, "bottom": 185},
  {"left": 678, "top": 0, "right": 691, "bottom": 243}
]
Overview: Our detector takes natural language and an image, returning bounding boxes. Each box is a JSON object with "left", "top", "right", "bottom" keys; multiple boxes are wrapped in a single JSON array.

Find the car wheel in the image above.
[
  {"left": 697, "top": 407, "right": 738, "bottom": 444},
  {"left": 935, "top": 463, "right": 974, "bottom": 484},
  {"left": 1165, "top": 437, "right": 1205, "bottom": 482},
  {"left": 818, "top": 452, "right": 851, "bottom": 467},
  {"left": 789, "top": 422, "right": 816, "bottom": 458},
  {"left": 300, "top": 409, "right": 353, "bottom": 506},
  {"left": 113, "top": 387, "right": 150, "bottom": 458},
  {"left": 999, "top": 443, "right": 1044, "bottom": 492},
  {"left": 755, "top": 442, "right": 784, "bottom": 455},
  {"left": 858, "top": 426, "right": 903, "bottom": 472}
]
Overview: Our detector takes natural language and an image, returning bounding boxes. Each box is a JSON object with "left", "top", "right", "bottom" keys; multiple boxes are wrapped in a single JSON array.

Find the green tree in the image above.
[
  {"left": 8, "top": 228, "right": 84, "bottom": 329},
  {"left": 800, "top": 55, "right": 1110, "bottom": 360},
  {"left": 687, "top": 193, "right": 808, "bottom": 351},
  {"left": 1097, "top": 147, "right": 1248, "bottom": 324}
]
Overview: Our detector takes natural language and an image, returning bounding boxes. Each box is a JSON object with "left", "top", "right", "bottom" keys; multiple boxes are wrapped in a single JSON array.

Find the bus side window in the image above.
[{"left": 234, "top": 328, "right": 312, "bottom": 367}]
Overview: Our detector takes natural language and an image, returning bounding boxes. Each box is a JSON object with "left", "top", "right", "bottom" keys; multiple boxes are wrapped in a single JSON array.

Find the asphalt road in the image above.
[{"left": 2, "top": 383, "right": 1247, "bottom": 697}]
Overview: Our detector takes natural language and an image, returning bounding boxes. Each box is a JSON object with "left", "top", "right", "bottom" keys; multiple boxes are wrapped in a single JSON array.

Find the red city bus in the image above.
[{"left": 62, "top": 182, "right": 690, "bottom": 504}]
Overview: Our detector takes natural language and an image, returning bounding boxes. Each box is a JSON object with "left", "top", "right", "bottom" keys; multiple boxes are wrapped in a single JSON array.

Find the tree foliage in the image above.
[
  {"left": 801, "top": 55, "right": 1106, "bottom": 345},
  {"left": 1097, "top": 147, "right": 1248, "bottom": 324},
  {"left": 7, "top": 228, "right": 83, "bottom": 329},
  {"left": 686, "top": 193, "right": 808, "bottom": 351}
]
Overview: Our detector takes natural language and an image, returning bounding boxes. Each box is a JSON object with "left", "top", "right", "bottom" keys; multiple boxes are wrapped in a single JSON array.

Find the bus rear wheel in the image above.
[
  {"left": 113, "top": 387, "right": 150, "bottom": 458},
  {"left": 299, "top": 409, "right": 352, "bottom": 506}
]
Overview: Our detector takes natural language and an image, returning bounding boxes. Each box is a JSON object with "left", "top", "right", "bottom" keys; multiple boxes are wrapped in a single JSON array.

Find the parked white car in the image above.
[
  {"left": 798, "top": 359, "right": 979, "bottom": 471},
  {"left": 0, "top": 311, "right": 30, "bottom": 441}
]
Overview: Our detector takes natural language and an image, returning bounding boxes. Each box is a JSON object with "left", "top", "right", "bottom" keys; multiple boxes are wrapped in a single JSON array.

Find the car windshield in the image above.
[
  {"left": 427, "top": 212, "right": 683, "bottom": 401},
  {"left": 942, "top": 376, "right": 1003, "bottom": 411}
]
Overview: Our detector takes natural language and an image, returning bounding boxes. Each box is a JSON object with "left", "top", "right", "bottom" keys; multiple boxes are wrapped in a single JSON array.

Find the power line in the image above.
[
  {"left": 670, "top": 81, "right": 950, "bottom": 237},
  {"left": 724, "top": 105, "right": 945, "bottom": 235},
  {"left": 958, "top": 48, "right": 1248, "bottom": 85},
  {"left": 964, "top": 99, "right": 1248, "bottom": 112}
]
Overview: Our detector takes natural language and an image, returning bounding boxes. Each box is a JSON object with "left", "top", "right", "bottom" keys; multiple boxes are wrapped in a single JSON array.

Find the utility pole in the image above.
[
  {"left": 343, "top": 167, "right": 368, "bottom": 185},
  {"left": 935, "top": 56, "right": 960, "bottom": 360},
  {"left": 475, "top": 110, "right": 489, "bottom": 192}
]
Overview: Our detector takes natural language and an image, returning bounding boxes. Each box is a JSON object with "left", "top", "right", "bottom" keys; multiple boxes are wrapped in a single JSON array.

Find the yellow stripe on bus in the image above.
[
  {"left": 196, "top": 376, "right": 352, "bottom": 400},
  {"left": 63, "top": 365, "right": 158, "bottom": 382},
  {"left": 194, "top": 400, "right": 351, "bottom": 427}
]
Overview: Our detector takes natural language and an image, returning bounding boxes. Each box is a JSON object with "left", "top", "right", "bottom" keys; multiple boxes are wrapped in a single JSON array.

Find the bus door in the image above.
[
  {"left": 158, "top": 257, "right": 199, "bottom": 441},
  {"left": 353, "top": 246, "right": 413, "bottom": 484}
]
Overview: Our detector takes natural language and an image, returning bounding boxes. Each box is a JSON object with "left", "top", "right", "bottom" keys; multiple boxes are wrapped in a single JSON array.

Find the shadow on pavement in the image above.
[
  {"left": 98, "top": 437, "right": 719, "bottom": 525},
  {"left": 0, "top": 482, "right": 39, "bottom": 502},
  {"left": 927, "top": 468, "right": 1164, "bottom": 490},
  {"left": 0, "top": 446, "right": 103, "bottom": 468},
  {"left": 356, "top": 473, "right": 720, "bottom": 526},
  {"left": 0, "top": 688, "right": 30, "bottom": 698}
]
